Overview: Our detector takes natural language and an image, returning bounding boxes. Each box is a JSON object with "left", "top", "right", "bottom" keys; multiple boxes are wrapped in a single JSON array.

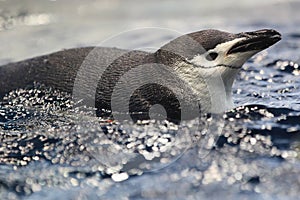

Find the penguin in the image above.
[{"left": 0, "top": 29, "right": 281, "bottom": 122}]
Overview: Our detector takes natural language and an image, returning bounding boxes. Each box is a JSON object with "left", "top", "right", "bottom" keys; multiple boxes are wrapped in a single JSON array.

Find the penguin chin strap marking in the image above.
[{"left": 185, "top": 60, "right": 241, "bottom": 69}]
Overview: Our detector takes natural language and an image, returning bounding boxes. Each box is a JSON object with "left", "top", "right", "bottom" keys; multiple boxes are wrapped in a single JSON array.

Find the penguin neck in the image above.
[
  {"left": 171, "top": 61, "right": 239, "bottom": 113},
  {"left": 154, "top": 49, "right": 240, "bottom": 113},
  {"left": 219, "top": 67, "right": 240, "bottom": 111}
]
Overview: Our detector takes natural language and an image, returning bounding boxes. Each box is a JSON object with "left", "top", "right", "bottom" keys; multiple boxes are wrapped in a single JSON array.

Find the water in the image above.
[{"left": 1, "top": 0, "right": 300, "bottom": 199}]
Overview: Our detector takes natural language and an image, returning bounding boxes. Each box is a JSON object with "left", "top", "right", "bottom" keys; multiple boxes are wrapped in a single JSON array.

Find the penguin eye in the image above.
[{"left": 206, "top": 52, "right": 218, "bottom": 61}]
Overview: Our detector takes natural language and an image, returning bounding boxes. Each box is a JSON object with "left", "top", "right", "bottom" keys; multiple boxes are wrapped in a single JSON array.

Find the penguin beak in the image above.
[{"left": 227, "top": 29, "right": 281, "bottom": 55}]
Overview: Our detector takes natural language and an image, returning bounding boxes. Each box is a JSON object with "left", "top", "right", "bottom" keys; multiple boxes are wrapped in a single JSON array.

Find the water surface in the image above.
[{"left": 0, "top": 0, "right": 300, "bottom": 199}]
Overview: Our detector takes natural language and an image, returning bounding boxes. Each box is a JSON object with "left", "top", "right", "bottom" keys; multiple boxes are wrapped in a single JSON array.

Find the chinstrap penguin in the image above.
[{"left": 0, "top": 29, "right": 281, "bottom": 122}]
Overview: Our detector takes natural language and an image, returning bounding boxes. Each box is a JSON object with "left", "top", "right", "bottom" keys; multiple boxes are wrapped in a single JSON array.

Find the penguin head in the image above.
[
  {"left": 188, "top": 29, "right": 281, "bottom": 69},
  {"left": 155, "top": 29, "right": 281, "bottom": 113}
]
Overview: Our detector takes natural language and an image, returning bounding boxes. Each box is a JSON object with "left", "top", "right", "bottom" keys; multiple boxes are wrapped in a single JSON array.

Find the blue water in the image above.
[{"left": 1, "top": 0, "right": 300, "bottom": 199}]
